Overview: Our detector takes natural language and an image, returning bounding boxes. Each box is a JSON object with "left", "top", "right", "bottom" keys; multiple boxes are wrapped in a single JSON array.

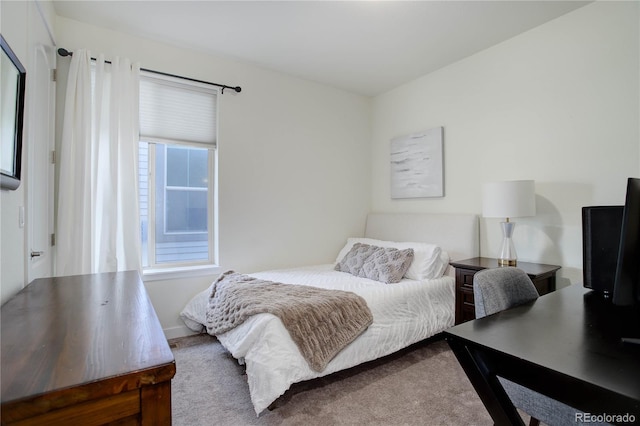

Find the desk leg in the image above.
[{"left": 447, "top": 337, "right": 525, "bottom": 426}]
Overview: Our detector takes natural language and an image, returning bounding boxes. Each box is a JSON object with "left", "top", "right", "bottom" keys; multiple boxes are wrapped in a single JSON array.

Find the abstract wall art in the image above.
[{"left": 390, "top": 127, "right": 443, "bottom": 199}]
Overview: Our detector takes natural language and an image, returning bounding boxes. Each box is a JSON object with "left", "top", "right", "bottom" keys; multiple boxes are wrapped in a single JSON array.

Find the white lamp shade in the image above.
[{"left": 482, "top": 180, "right": 536, "bottom": 219}]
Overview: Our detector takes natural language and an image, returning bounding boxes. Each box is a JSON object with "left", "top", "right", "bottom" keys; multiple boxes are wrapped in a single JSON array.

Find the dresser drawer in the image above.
[{"left": 4, "top": 390, "right": 140, "bottom": 425}]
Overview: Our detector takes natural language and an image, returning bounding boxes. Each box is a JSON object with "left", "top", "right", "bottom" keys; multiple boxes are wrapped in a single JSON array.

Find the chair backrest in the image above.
[{"left": 473, "top": 267, "right": 539, "bottom": 318}]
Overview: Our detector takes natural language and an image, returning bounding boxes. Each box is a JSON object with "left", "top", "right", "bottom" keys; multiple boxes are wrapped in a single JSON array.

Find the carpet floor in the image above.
[{"left": 170, "top": 334, "right": 494, "bottom": 426}]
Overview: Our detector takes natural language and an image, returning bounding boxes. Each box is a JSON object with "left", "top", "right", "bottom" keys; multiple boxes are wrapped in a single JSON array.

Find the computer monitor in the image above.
[
  {"left": 582, "top": 205, "right": 623, "bottom": 297},
  {"left": 612, "top": 177, "right": 640, "bottom": 307}
]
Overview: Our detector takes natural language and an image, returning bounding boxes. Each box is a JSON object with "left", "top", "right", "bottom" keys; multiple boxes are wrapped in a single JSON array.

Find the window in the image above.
[
  {"left": 164, "top": 146, "right": 208, "bottom": 234},
  {"left": 139, "top": 73, "right": 217, "bottom": 270}
]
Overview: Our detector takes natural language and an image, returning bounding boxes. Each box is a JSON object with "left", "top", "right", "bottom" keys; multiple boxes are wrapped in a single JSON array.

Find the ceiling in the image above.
[{"left": 52, "top": 1, "right": 590, "bottom": 96}]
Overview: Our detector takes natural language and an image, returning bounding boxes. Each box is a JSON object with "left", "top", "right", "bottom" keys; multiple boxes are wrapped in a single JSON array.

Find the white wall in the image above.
[
  {"left": 54, "top": 17, "right": 372, "bottom": 337},
  {"left": 371, "top": 1, "right": 639, "bottom": 285},
  {"left": 1, "top": 1, "right": 28, "bottom": 305},
  {"left": 1, "top": 0, "right": 57, "bottom": 305},
  {"left": 6, "top": 1, "right": 638, "bottom": 335}
]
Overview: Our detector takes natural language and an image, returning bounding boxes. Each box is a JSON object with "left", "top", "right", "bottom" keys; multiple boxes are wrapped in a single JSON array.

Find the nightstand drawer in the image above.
[
  {"left": 461, "top": 272, "right": 475, "bottom": 288},
  {"left": 460, "top": 287, "right": 474, "bottom": 305}
]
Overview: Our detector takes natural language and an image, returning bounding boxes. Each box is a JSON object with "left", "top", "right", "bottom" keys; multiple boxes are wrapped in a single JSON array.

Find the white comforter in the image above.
[{"left": 215, "top": 264, "right": 455, "bottom": 415}]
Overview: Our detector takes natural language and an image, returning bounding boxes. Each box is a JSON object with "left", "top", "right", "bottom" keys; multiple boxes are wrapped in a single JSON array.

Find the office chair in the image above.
[{"left": 473, "top": 267, "right": 607, "bottom": 426}]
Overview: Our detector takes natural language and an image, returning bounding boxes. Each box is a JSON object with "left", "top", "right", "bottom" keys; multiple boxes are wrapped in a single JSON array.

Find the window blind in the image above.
[{"left": 139, "top": 74, "right": 217, "bottom": 147}]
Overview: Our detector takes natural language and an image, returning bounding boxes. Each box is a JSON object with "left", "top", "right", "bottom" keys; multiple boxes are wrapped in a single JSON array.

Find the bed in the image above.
[{"left": 180, "top": 213, "right": 479, "bottom": 415}]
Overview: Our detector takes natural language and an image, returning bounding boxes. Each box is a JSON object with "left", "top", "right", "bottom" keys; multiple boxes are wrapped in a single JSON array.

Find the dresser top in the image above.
[{"left": 1, "top": 271, "right": 175, "bottom": 404}]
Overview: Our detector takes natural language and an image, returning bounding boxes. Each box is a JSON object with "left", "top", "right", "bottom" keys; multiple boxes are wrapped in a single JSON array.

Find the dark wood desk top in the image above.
[
  {"left": 1, "top": 271, "right": 175, "bottom": 405},
  {"left": 446, "top": 284, "right": 640, "bottom": 404},
  {"left": 450, "top": 257, "right": 561, "bottom": 277}
]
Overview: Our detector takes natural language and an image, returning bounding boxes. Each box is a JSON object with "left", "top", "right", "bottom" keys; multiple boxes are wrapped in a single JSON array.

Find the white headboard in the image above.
[{"left": 364, "top": 213, "right": 479, "bottom": 263}]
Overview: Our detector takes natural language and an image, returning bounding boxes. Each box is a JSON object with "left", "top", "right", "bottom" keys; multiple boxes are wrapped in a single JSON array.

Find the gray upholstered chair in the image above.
[
  {"left": 473, "top": 267, "right": 608, "bottom": 426},
  {"left": 473, "top": 267, "right": 540, "bottom": 318}
]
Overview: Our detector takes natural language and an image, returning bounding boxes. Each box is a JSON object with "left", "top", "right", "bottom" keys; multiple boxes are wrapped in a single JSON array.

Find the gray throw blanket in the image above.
[{"left": 206, "top": 271, "right": 373, "bottom": 372}]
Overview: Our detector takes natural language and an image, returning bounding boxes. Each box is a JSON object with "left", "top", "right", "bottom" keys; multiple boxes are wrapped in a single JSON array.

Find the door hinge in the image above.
[
  {"left": 51, "top": 68, "right": 57, "bottom": 82},
  {"left": 51, "top": 150, "right": 56, "bottom": 164},
  {"left": 50, "top": 233, "right": 56, "bottom": 247}
]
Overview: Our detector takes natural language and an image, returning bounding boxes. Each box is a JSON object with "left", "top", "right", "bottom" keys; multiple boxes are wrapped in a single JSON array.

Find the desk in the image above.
[
  {"left": 1, "top": 271, "right": 176, "bottom": 425},
  {"left": 445, "top": 284, "right": 640, "bottom": 425}
]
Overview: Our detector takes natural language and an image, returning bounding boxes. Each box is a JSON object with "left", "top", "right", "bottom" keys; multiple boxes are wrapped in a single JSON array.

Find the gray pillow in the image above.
[
  {"left": 361, "top": 246, "right": 414, "bottom": 284},
  {"left": 335, "top": 243, "right": 379, "bottom": 276},
  {"left": 335, "top": 243, "right": 414, "bottom": 284}
]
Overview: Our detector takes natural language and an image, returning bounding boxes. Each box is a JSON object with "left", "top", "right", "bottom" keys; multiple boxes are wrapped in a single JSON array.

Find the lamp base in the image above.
[
  {"left": 498, "top": 258, "right": 517, "bottom": 267},
  {"left": 497, "top": 221, "right": 518, "bottom": 267}
]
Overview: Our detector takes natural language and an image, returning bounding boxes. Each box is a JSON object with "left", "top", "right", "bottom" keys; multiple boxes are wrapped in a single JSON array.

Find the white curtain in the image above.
[{"left": 56, "top": 50, "right": 142, "bottom": 276}]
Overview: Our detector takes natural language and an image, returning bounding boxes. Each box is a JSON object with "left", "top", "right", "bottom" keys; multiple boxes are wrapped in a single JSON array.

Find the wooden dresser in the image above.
[{"left": 1, "top": 271, "right": 176, "bottom": 425}]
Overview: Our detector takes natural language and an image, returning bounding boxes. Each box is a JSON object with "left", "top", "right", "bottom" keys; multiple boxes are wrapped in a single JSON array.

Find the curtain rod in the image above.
[{"left": 57, "top": 48, "right": 241, "bottom": 94}]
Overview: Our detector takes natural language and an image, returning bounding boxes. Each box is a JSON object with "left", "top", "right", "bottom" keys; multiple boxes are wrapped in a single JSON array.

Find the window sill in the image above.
[{"left": 142, "top": 264, "right": 221, "bottom": 282}]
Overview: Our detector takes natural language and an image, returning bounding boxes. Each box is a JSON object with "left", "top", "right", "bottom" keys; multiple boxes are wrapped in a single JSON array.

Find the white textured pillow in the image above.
[
  {"left": 180, "top": 283, "right": 214, "bottom": 333},
  {"left": 438, "top": 250, "right": 450, "bottom": 277},
  {"left": 335, "top": 237, "right": 448, "bottom": 280}
]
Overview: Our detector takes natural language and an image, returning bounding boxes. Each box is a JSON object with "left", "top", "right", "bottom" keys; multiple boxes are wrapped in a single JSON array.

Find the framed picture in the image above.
[
  {"left": 1, "top": 34, "right": 26, "bottom": 190},
  {"left": 390, "top": 127, "right": 443, "bottom": 199}
]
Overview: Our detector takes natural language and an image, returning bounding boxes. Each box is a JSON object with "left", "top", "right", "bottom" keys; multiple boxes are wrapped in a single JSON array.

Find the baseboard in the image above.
[{"left": 163, "top": 325, "right": 198, "bottom": 340}]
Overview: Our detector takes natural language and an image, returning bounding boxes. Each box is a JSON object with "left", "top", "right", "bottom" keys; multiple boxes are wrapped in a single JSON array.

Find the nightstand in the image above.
[{"left": 450, "top": 257, "right": 561, "bottom": 324}]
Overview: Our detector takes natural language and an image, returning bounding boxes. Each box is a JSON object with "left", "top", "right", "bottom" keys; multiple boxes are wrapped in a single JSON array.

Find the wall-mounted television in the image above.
[{"left": 1, "top": 34, "right": 26, "bottom": 191}]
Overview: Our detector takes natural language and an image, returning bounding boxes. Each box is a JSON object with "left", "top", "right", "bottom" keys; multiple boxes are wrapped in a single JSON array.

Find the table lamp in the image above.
[{"left": 482, "top": 180, "right": 536, "bottom": 266}]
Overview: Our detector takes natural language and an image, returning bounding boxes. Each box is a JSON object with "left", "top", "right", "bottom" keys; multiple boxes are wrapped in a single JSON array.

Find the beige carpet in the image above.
[{"left": 170, "top": 334, "right": 493, "bottom": 426}]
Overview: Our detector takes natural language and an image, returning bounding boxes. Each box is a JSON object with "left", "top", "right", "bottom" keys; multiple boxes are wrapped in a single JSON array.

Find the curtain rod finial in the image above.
[{"left": 57, "top": 48, "right": 72, "bottom": 57}]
